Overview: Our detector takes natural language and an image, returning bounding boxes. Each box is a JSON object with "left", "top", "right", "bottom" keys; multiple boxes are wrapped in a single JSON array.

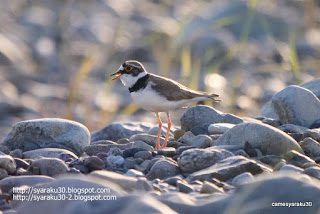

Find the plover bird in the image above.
[{"left": 111, "top": 60, "right": 220, "bottom": 149}]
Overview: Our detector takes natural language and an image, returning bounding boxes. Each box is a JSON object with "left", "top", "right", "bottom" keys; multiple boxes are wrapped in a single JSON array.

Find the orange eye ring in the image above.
[{"left": 125, "top": 66, "right": 133, "bottom": 72}]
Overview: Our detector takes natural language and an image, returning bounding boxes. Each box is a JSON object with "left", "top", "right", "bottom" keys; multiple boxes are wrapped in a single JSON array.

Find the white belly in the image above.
[{"left": 130, "top": 88, "right": 195, "bottom": 112}]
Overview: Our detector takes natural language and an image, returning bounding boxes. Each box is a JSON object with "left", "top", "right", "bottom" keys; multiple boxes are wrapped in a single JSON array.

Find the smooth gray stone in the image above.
[
  {"left": 1, "top": 118, "right": 90, "bottom": 155},
  {"left": 22, "top": 148, "right": 78, "bottom": 160},
  {"left": 178, "top": 148, "right": 233, "bottom": 173},
  {"left": 262, "top": 86, "right": 320, "bottom": 128},
  {"left": 180, "top": 105, "right": 243, "bottom": 132},
  {"left": 214, "top": 122, "right": 303, "bottom": 155},
  {"left": 91, "top": 123, "right": 151, "bottom": 142},
  {"left": 0, "top": 175, "right": 54, "bottom": 193},
  {"left": 29, "top": 157, "right": 69, "bottom": 176},
  {"left": 147, "top": 160, "right": 180, "bottom": 180}
]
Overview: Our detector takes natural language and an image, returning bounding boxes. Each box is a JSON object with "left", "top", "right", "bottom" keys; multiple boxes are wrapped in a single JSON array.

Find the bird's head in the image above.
[{"left": 111, "top": 60, "right": 148, "bottom": 88}]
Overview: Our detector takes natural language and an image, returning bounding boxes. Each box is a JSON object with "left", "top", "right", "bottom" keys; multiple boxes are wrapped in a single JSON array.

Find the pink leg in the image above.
[
  {"left": 155, "top": 112, "right": 162, "bottom": 150},
  {"left": 161, "top": 112, "right": 171, "bottom": 148}
]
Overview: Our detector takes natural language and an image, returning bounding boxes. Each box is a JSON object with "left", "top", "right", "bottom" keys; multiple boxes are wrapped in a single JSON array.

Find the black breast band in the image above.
[{"left": 129, "top": 74, "right": 150, "bottom": 93}]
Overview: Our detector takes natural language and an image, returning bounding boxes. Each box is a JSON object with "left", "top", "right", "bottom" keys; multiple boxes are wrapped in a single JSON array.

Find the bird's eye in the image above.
[{"left": 125, "top": 66, "right": 133, "bottom": 72}]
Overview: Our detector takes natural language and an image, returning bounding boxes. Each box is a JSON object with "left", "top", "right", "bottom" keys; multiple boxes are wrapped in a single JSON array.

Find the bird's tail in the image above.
[
  {"left": 187, "top": 88, "right": 221, "bottom": 102},
  {"left": 205, "top": 93, "right": 221, "bottom": 102}
]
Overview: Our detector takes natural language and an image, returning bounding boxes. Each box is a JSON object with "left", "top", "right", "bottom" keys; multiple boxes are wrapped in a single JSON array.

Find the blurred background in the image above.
[{"left": 1, "top": 0, "right": 320, "bottom": 141}]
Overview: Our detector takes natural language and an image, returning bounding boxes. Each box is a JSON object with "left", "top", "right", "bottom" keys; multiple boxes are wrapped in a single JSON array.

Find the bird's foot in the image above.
[
  {"left": 160, "top": 142, "right": 167, "bottom": 149},
  {"left": 154, "top": 143, "right": 160, "bottom": 150}
]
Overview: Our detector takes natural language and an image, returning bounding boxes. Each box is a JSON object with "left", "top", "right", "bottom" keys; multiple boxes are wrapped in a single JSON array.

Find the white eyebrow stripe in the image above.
[
  {"left": 119, "top": 65, "right": 124, "bottom": 70},
  {"left": 126, "top": 63, "right": 140, "bottom": 69}
]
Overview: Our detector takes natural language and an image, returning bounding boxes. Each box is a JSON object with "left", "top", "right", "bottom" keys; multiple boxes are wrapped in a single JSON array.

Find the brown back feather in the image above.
[{"left": 149, "top": 74, "right": 219, "bottom": 101}]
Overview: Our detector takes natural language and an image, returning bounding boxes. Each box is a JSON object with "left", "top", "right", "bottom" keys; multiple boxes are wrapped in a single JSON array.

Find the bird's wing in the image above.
[{"left": 149, "top": 74, "right": 220, "bottom": 101}]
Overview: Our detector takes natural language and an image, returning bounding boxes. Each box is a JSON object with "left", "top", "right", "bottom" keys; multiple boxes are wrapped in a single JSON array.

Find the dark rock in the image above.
[
  {"left": 147, "top": 160, "right": 180, "bottom": 180},
  {"left": 68, "top": 168, "right": 81, "bottom": 173},
  {"left": 157, "top": 148, "right": 176, "bottom": 157},
  {"left": 131, "top": 141, "right": 155, "bottom": 151},
  {"left": 134, "top": 151, "right": 152, "bottom": 160},
  {"left": 83, "top": 156, "right": 105, "bottom": 171},
  {"left": 106, "top": 156, "right": 124, "bottom": 168},
  {"left": 72, "top": 165, "right": 89, "bottom": 174},
  {"left": 179, "top": 131, "right": 213, "bottom": 148},
  {"left": 123, "top": 148, "right": 148, "bottom": 158},
  {"left": 259, "top": 155, "right": 282, "bottom": 167},
  {"left": 189, "top": 180, "right": 203, "bottom": 185},
  {"left": 299, "top": 137, "right": 320, "bottom": 158},
  {"left": 0, "top": 169, "right": 8, "bottom": 180},
  {"left": 284, "top": 150, "right": 316, "bottom": 168},
  {"left": 278, "top": 124, "right": 309, "bottom": 134},
  {"left": 124, "top": 157, "right": 136, "bottom": 169},
  {"left": 234, "top": 149, "right": 249, "bottom": 158},
  {"left": 176, "top": 146, "right": 195, "bottom": 155},
  {"left": 310, "top": 118, "right": 320, "bottom": 129},
  {"left": 188, "top": 156, "right": 272, "bottom": 181},
  {"left": 244, "top": 141, "right": 258, "bottom": 157},
  {"left": 84, "top": 144, "right": 131, "bottom": 156},
  {"left": 68, "top": 158, "right": 83, "bottom": 167},
  {"left": 163, "top": 175, "right": 183, "bottom": 186},
  {"left": 303, "top": 129, "right": 320, "bottom": 145},
  {"left": 0, "top": 155, "right": 16, "bottom": 174},
  {"left": 9, "top": 149, "right": 23, "bottom": 158},
  {"left": 107, "top": 147, "right": 123, "bottom": 156},
  {"left": 303, "top": 167, "right": 320, "bottom": 179},
  {"left": 190, "top": 126, "right": 208, "bottom": 136},
  {"left": 166, "top": 141, "right": 184, "bottom": 149},
  {"left": 288, "top": 133, "right": 305, "bottom": 142},
  {"left": 14, "top": 158, "right": 30, "bottom": 169},
  {"left": 117, "top": 138, "right": 130, "bottom": 144},
  {"left": 314, "top": 157, "right": 320, "bottom": 164},
  {"left": 148, "top": 158, "right": 165, "bottom": 170},
  {"left": 172, "top": 155, "right": 179, "bottom": 161},
  {"left": 15, "top": 167, "right": 33, "bottom": 176},
  {"left": 134, "top": 160, "right": 151, "bottom": 173},
  {"left": 207, "top": 178, "right": 226, "bottom": 188},
  {"left": 96, "top": 152, "right": 108, "bottom": 160},
  {"left": 261, "top": 118, "right": 281, "bottom": 127},
  {"left": 135, "top": 158, "right": 144, "bottom": 165},
  {"left": 176, "top": 180, "right": 194, "bottom": 193}
]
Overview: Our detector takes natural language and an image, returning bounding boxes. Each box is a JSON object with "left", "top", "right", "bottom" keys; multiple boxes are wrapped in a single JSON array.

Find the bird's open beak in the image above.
[{"left": 110, "top": 70, "right": 122, "bottom": 80}]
